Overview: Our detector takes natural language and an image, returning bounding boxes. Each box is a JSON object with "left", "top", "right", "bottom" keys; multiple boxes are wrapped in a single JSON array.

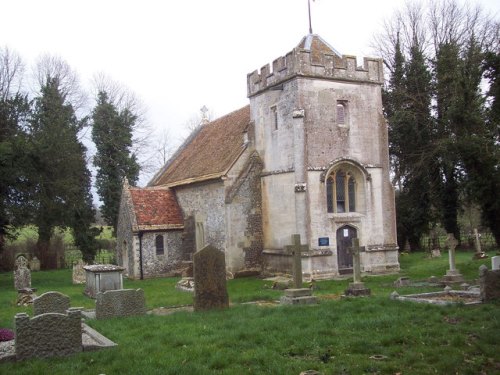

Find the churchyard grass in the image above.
[{"left": 1, "top": 250, "right": 499, "bottom": 374}]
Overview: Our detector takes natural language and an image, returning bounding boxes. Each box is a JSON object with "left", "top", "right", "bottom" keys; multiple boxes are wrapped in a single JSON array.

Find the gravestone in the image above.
[
  {"left": 479, "top": 265, "right": 500, "bottom": 302},
  {"left": 95, "top": 289, "right": 146, "bottom": 320},
  {"left": 430, "top": 249, "right": 441, "bottom": 258},
  {"left": 393, "top": 277, "right": 410, "bottom": 287},
  {"left": 33, "top": 291, "right": 70, "bottom": 316},
  {"left": 29, "top": 256, "right": 40, "bottom": 271},
  {"left": 442, "top": 233, "right": 464, "bottom": 284},
  {"left": 193, "top": 245, "right": 229, "bottom": 311},
  {"left": 280, "top": 234, "right": 317, "bottom": 305},
  {"left": 15, "top": 308, "right": 82, "bottom": 360},
  {"left": 14, "top": 256, "right": 31, "bottom": 290},
  {"left": 472, "top": 229, "right": 488, "bottom": 259},
  {"left": 72, "top": 260, "right": 87, "bottom": 284},
  {"left": 344, "top": 238, "right": 371, "bottom": 296},
  {"left": 492, "top": 256, "right": 500, "bottom": 270}
]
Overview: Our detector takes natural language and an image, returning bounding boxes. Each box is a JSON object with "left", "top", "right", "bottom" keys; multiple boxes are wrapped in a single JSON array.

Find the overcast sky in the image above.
[{"left": 1, "top": 0, "right": 499, "bottom": 184}]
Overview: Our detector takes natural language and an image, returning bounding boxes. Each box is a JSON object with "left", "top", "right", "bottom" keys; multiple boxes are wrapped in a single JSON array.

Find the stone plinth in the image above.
[
  {"left": 280, "top": 288, "right": 317, "bottom": 305},
  {"left": 345, "top": 282, "right": 371, "bottom": 296},
  {"left": 83, "top": 264, "right": 124, "bottom": 298},
  {"left": 442, "top": 270, "right": 465, "bottom": 284}
]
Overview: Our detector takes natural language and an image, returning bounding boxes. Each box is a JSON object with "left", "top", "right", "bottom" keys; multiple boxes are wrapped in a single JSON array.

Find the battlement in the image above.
[{"left": 247, "top": 46, "right": 384, "bottom": 97}]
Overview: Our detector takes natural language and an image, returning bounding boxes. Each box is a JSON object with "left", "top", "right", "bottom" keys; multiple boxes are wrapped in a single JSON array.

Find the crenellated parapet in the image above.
[{"left": 247, "top": 47, "right": 384, "bottom": 98}]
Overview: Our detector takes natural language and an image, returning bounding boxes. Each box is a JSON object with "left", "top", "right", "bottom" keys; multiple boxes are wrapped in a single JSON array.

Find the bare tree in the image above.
[
  {"left": 32, "top": 54, "right": 87, "bottom": 112},
  {"left": 0, "top": 46, "right": 25, "bottom": 100}
]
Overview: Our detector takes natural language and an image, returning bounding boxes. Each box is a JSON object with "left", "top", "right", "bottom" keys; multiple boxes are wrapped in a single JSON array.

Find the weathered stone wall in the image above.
[
  {"left": 140, "top": 230, "right": 183, "bottom": 277},
  {"left": 225, "top": 153, "right": 264, "bottom": 271},
  {"left": 175, "top": 181, "right": 226, "bottom": 253},
  {"left": 95, "top": 289, "right": 146, "bottom": 319},
  {"left": 15, "top": 308, "right": 82, "bottom": 360},
  {"left": 116, "top": 186, "right": 137, "bottom": 277}
]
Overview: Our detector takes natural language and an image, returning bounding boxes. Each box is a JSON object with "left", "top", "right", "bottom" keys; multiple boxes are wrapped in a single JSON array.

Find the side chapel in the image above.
[{"left": 116, "top": 34, "right": 400, "bottom": 280}]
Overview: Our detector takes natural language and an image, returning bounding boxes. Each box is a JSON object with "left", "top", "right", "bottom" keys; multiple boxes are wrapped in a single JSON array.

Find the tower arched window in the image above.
[
  {"left": 326, "top": 170, "right": 356, "bottom": 213},
  {"left": 155, "top": 235, "right": 164, "bottom": 255},
  {"left": 336, "top": 102, "right": 346, "bottom": 124}
]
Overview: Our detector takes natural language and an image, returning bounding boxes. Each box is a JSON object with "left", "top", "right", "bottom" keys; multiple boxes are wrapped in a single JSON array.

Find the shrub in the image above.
[{"left": 0, "top": 328, "right": 15, "bottom": 342}]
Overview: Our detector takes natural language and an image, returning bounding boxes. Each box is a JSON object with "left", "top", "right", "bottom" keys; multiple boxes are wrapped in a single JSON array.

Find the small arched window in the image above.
[
  {"left": 326, "top": 169, "right": 356, "bottom": 213},
  {"left": 155, "top": 235, "right": 164, "bottom": 255},
  {"left": 336, "top": 102, "right": 346, "bottom": 124}
]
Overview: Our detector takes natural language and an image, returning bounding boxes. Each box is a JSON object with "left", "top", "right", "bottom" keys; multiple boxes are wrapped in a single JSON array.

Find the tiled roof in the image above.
[
  {"left": 152, "top": 105, "right": 250, "bottom": 186},
  {"left": 129, "top": 187, "right": 183, "bottom": 228}
]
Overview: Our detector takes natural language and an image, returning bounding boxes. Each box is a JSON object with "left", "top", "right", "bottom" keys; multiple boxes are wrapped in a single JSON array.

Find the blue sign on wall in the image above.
[{"left": 318, "top": 237, "right": 329, "bottom": 246}]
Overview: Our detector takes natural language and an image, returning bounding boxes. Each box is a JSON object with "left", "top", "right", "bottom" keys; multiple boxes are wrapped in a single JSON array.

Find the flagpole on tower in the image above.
[{"left": 308, "top": 0, "right": 313, "bottom": 34}]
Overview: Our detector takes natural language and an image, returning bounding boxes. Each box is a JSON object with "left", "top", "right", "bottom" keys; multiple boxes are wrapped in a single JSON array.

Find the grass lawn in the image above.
[{"left": 0, "top": 251, "right": 499, "bottom": 374}]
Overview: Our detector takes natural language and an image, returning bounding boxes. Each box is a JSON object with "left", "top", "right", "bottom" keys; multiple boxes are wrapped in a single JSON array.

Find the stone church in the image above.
[{"left": 116, "top": 33, "right": 400, "bottom": 280}]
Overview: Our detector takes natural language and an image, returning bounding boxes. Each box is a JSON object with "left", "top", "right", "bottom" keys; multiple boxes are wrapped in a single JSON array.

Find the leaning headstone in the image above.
[
  {"left": 72, "top": 259, "right": 87, "bottom": 284},
  {"left": 29, "top": 256, "right": 40, "bottom": 271},
  {"left": 281, "top": 234, "right": 317, "bottom": 305},
  {"left": 491, "top": 256, "right": 500, "bottom": 270},
  {"left": 193, "top": 245, "right": 229, "bottom": 311},
  {"left": 442, "top": 233, "right": 464, "bottom": 284},
  {"left": 33, "top": 291, "right": 70, "bottom": 316},
  {"left": 344, "top": 238, "right": 371, "bottom": 296},
  {"left": 14, "top": 256, "right": 31, "bottom": 290},
  {"left": 95, "top": 289, "right": 146, "bottom": 320},
  {"left": 15, "top": 308, "right": 82, "bottom": 360}
]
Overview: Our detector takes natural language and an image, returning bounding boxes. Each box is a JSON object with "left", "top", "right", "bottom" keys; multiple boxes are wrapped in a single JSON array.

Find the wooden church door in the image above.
[{"left": 336, "top": 225, "right": 356, "bottom": 272}]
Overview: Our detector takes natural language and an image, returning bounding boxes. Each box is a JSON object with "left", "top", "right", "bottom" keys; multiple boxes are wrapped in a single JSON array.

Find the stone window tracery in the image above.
[{"left": 326, "top": 169, "right": 356, "bottom": 213}]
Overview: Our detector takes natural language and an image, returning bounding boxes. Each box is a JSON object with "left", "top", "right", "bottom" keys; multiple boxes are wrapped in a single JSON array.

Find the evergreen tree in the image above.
[
  {"left": 0, "top": 93, "right": 31, "bottom": 252},
  {"left": 395, "top": 40, "right": 435, "bottom": 251},
  {"left": 92, "top": 91, "right": 139, "bottom": 234},
  {"left": 28, "top": 77, "right": 96, "bottom": 268},
  {"left": 433, "top": 41, "right": 462, "bottom": 241}
]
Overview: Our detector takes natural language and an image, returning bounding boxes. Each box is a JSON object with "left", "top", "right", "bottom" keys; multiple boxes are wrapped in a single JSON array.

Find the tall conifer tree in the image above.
[
  {"left": 29, "top": 77, "right": 96, "bottom": 268},
  {"left": 92, "top": 91, "right": 139, "bottom": 234}
]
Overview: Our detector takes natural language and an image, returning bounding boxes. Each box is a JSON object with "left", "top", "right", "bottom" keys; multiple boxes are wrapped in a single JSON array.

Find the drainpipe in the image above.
[{"left": 138, "top": 232, "right": 144, "bottom": 280}]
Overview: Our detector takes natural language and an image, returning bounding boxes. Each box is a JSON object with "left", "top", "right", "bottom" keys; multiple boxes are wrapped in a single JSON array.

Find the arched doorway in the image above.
[{"left": 336, "top": 225, "right": 357, "bottom": 273}]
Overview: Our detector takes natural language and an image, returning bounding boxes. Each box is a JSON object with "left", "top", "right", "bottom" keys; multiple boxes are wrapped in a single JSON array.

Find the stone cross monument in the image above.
[
  {"left": 285, "top": 234, "right": 309, "bottom": 288},
  {"left": 344, "top": 238, "right": 371, "bottom": 296},
  {"left": 280, "top": 234, "right": 317, "bottom": 305},
  {"left": 442, "top": 233, "right": 464, "bottom": 284}
]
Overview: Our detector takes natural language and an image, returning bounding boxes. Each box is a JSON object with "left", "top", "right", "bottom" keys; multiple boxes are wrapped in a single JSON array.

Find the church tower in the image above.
[{"left": 247, "top": 34, "right": 399, "bottom": 278}]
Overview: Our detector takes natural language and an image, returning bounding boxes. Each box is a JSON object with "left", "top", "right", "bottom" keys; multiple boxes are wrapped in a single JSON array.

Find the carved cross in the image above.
[
  {"left": 347, "top": 238, "right": 365, "bottom": 284},
  {"left": 285, "top": 234, "right": 309, "bottom": 288},
  {"left": 446, "top": 233, "right": 458, "bottom": 272}
]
